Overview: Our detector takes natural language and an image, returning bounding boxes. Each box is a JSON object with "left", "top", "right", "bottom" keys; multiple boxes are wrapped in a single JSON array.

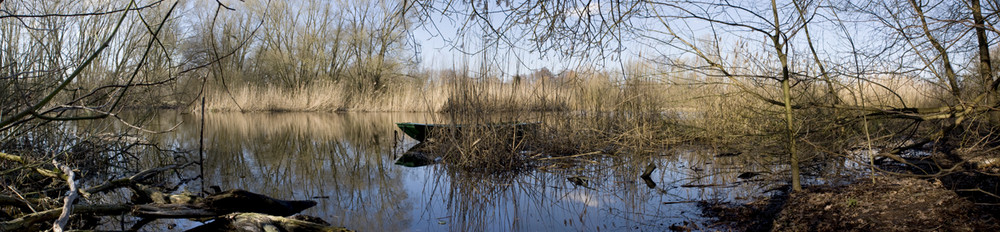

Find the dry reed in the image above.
[
  {"left": 199, "top": 81, "right": 450, "bottom": 112},
  {"left": 191, "top": 62, "right": 947, "bottom": 172}
]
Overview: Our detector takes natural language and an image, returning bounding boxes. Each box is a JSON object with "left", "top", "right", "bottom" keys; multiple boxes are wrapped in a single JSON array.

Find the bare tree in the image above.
[{"left": 410, "top": 0, "right": 1000, "bottom": 192}]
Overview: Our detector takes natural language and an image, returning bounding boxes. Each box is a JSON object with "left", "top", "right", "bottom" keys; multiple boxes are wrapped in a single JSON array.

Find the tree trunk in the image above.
[{"left": 772, "top": 0, "right": 802, "bottom": 192}]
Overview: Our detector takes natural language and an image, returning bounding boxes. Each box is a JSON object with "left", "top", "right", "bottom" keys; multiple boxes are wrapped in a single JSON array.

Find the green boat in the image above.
[{"left": 395, "top": 122, "right": 539, "bottom": 142}]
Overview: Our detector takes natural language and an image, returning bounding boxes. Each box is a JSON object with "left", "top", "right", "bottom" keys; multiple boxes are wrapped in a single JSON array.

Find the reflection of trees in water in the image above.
[
  {"left": 150, "top": 112, "right": 436, "bottom": 231},
  {"left": 429, "top": 148, "right": 783, "bottom": 231},
  {"left": 672, "top": 148, "right": 779, "bottom": 200},
  {"left": 438, "top": 170, "right": 522, "bottom": 231},
  {"left": 667, "top": 145, "right": 862, "bottom": 203},
  {"left": 141, "top": 111, "right": 836, "bottom": 230}
]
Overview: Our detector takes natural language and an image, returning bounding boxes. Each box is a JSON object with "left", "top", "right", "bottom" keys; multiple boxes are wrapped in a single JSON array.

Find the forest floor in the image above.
[{"left": 701, "top": 176, "right": 1000, "bottom": 231}]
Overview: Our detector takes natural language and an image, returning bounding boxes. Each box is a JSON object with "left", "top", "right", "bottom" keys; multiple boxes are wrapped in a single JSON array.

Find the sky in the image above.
[
  {"left": 197, "top": 0, "right": 979, "bottom": 83},
  {"left": 4, "top": 0, "right": 978, "bottom": 91},
  {"left": 408, "top": 1, "right": 644, "bottom": 77},
  {"left": 199, "top": 0, "right": 598, "bottom": 77},
  {"left": 410, "top": 9, "right": 584, "bottom": 76}
]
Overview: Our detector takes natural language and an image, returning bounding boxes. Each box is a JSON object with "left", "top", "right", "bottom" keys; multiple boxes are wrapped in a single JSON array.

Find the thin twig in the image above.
[
  {"left": 3, "top": 184, "right": 37, "bottom": 213},
  {"left": 957, "top": 188, "right": 1000, "bottom": 200},
  {"left": 0, "top": 1, "right": 162, "bottom": 19},
  {"left": 32, "top": 106, "right": 182, "bottom": 134},
  {"left": 537, "top": 151, "right": 603, "bottom": 160}
]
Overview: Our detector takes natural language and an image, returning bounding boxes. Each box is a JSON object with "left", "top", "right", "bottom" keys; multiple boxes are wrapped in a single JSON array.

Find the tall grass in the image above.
[
  {"left": 412, "top": 64, "right": 690, "bottom": 172},
  {"left": 191, "top": 59, "right": 946, "bottom": 173},
  {"left": 199, "top": 81, "right": 450, "bottom": 112},
  {"left": 197, "top": 65, "right": 694, "bottom": 114}
]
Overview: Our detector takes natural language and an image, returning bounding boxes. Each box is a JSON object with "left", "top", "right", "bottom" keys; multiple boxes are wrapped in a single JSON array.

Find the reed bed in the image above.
[
  {"left": 196, "top": 68, "right": 938, "bottom": 115},
  {"left": 414, "top": 66, "right": 691, "bottom": 172},
  {"left": 191, "top": 63, "right": 948, "bottom": 172},
  {"left": 199, "top": 81, "right": 450, "bottom": 112}
]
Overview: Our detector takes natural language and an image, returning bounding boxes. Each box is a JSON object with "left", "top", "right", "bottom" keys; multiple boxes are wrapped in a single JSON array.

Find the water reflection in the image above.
[{"left": 144, "top": 112, "right": 775, "bottom": 231}]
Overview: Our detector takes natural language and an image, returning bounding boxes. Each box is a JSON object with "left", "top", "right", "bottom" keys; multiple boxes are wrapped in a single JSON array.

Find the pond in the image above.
[{"left": 133, "top": 111, "right": 776, "bottom": 231}]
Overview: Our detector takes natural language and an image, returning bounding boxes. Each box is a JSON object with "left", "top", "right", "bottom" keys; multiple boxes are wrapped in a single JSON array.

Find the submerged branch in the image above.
[
  {"left": 83, "top": 162, "right": 195, "bottom": 197},
  {"left": 536, "top": 151, "right": 603, "bottom": 160},
  {"left": 188, "top": 212, "right": 352, "bottom": 232}
]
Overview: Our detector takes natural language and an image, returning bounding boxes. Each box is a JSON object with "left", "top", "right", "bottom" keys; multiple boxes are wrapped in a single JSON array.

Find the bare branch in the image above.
[
  {"left": 0, "top": 1, "right": 162, "bottom": 19},
  {"left": 51, "top": 160, "right": 77, "bottom": 232}
]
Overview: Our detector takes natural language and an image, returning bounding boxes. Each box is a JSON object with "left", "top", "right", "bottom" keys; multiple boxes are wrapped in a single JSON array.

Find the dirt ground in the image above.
[
  {"left": 772, "top": 176, "right": 998, "bottom": 231},
  {"left": 701, "top": 176, "right": 999, "bottom": 231}
]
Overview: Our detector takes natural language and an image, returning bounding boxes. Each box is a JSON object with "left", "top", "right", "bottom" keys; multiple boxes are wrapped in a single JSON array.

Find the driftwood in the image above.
[
  {"left": 1, "top": 158, "right": 329, "bottom": 231},
  {"left": 2, "top": 150, "right": 331, "bottom": 231},
  {"left": 0, "top": 160, "right": 190, "bottom": 231},
  {"left": 0, "top": 204, "right": 130, "bottom": 232},
  {"left": 52, "top": 160, "right": 78, "bottom": 232},
  {"left": 187, "top": 212, "right": 352, "bottom": 232},
  {"left": 2, "top": 189, "right": 322, "bottom": 231},
  {"left": 133, "top": 189, "right": 317, "bottom": 218}
]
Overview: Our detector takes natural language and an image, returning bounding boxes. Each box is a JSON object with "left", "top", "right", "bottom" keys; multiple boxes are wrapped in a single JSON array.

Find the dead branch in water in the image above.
[
  {"left": 133, "top": 189, "right": 318, "bottom": 218},
  {"left": 188, "top": 212, "right": 353, "bottom": 232}
]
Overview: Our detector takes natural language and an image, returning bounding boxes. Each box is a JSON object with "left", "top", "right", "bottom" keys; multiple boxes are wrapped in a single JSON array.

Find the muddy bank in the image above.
[
  {"left": 775, "top": 176, "right": 998, "bottom": 231},
  {"left": 701, "top": 176, "right": 1000, "bottom": 231}
]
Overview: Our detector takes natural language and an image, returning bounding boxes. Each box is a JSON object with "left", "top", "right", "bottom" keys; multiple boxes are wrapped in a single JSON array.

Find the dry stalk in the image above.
[{"left": 3, "top": 184, "right": 37, "bottom": 213}]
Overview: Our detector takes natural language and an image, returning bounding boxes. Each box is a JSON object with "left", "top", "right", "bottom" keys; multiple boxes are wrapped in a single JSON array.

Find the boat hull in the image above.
[{"left": 394, "top": 122, "right": 538, "bottom": 142}]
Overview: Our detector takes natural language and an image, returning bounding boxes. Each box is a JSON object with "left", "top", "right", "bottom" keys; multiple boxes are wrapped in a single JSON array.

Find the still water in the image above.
[{"left": 140, "top": 111, "right": 771, "bottom": 231}]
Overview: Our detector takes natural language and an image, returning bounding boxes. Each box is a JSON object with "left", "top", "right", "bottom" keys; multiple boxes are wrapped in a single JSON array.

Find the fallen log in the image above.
[
  {"left": 0, "top": 204, "right": 130, "bottom": 232},
  {"left": 133, "top": 204, "right": 217, "bottom": 218},
  {"left": 186, "top": 212, "right": 352, "bottom": 232},
  {"left": 133, "top": 189, "right": 317, "bottom": 218},
  {"left": 3, "top": 188, "right": 320, "bottom": 231}
]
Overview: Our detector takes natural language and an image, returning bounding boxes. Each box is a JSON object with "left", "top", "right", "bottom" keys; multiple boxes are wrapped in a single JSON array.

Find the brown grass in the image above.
[
  {"left": 191, "top": 61, "right": 948, "bottom": 172},
  {"left": 199, "top": 81, "right": 450, "bottom": 112}
]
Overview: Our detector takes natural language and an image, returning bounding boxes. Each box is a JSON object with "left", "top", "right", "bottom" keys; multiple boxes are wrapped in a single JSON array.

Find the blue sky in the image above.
[
  {"left": 411, "top": 12, "right": 583, "bottom": 76},
  {"left": 408, "top": 1, "right": 642, "bottom": 77},
  {"left": 196, "top": 0, "right": 980, "bottom": 84}
]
